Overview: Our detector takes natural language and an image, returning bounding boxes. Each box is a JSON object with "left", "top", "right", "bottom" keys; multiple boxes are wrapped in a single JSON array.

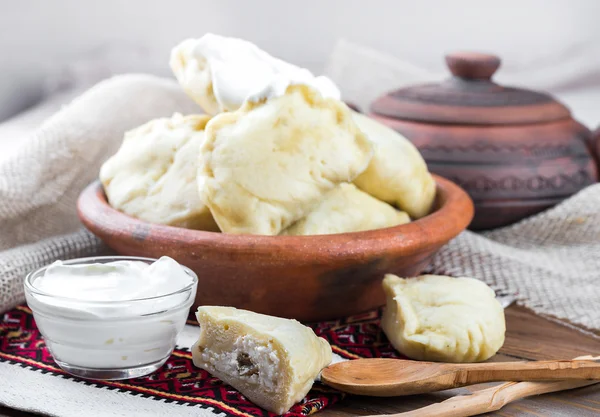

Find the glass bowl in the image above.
[{"left": 24, "top": 256, "right": 198, "bottom": 380}]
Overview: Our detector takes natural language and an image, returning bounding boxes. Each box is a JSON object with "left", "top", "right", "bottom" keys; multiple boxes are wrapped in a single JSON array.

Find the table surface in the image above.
[{"left": 1, "top": 305, "right": 599, "bottom": 417}]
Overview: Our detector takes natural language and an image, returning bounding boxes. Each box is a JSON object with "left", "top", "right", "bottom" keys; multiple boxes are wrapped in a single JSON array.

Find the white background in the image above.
[{"left": 1, "top": 0, "right": 599, "bottom": 125}]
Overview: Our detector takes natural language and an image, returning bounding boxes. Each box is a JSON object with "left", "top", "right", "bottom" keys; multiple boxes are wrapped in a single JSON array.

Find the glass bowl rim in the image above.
[{"left": 24, "top": 255, "right": 198, "bottom": 304}]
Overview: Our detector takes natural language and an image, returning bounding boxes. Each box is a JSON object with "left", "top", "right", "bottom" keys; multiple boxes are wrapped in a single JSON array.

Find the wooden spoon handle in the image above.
[
  {"left": 368, "top": 379, "right": 598, "bottom": 417},
  {"left": 367, "top": 355, "right": 600, "bottom": 417},
  {"left": 450, "top": 358, "right": 600, "bottom": 385}
]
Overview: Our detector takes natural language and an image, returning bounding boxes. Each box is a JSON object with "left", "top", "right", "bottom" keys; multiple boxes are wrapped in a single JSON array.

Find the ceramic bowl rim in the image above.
[{"left": 77, "top": 175, "right": 474, "bottom": 260}]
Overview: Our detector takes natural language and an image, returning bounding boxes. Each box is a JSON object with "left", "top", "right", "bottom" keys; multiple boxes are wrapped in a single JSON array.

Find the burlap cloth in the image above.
[{"left": 1, "top": 73, "right": 599, "bottom": 338}]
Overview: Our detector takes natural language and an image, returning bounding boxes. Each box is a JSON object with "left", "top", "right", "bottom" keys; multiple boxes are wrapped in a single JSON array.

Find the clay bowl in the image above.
[{"left": 77, "top": 175, "right": 473, "bottom": 322}]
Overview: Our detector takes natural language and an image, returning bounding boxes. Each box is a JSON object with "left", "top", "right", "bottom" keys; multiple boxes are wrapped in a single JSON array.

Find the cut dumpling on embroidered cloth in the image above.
[
  {"left": 352, "top": 112, "right": 436, "bottom": 219},
  {"left": 100, "top": 113, "right": 219, "bottom": 231},
  {"left": 198, "top": 84, "right": 373, "bottom": 235},
  {"left": 381, "top": 274, "right": 505, "bottom": 363},
  {"left": 192, "top": 306, "right": 332, "bottom": 415},
  {"left": 281, "top": 183, "right": 410, "bottom": 235}
]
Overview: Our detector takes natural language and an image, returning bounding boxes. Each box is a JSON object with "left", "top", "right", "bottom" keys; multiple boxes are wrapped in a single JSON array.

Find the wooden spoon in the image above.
[
  {"left": 321, "top": 357, "right": 600, "bottom": 396},
  {"left": 366, "top": 356, "right": 599, "bottom": 417},
  {"left": 368, "top": 379, "right": 598, "bottom": 417}
]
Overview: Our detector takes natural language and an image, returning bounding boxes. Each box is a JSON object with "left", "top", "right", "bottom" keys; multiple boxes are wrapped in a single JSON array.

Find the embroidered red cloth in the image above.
[{"left": 0, "top": 305, "right": 402, "bottom": 417}]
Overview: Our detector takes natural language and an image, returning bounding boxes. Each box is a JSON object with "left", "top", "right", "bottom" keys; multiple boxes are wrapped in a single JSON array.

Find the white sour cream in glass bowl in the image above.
[{"left": 24, "top": 256, "right": 198, "bottom": 380}]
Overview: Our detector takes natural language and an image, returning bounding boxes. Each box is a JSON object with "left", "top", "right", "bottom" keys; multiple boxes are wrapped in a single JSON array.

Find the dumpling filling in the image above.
[{"left": 197, "top": 335, "right": 281, "bottom": 392}]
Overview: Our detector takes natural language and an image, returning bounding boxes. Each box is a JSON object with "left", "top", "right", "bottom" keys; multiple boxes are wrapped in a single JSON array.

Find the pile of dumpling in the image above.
[{"left": 100, "top": 34, "right": 436, "bottom": 236}]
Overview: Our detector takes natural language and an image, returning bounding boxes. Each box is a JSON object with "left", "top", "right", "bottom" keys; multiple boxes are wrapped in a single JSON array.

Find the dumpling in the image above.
[
  {"left": 170, "top": 38, "right": 221, "bottom": 116},
  {"left": 352, "top": 113, "right": 436, "bottom": 219},
  {"left": 192, "top": 306, "right": 332, "bottom": 415},
  {"left": 198, "top": 84, "right": 373, "bottom": 235},
  {"left": 381, "top": 274, "right": 505, "bottom": 363},
  {"left": 170, "top": 34, "right": 340, "bottom": 116},
  {"left": 100, "top": 113, "right": 219, "bottom": 231},
  {"left": 281, "top": 183, "right": 410, "bottom": 235}
]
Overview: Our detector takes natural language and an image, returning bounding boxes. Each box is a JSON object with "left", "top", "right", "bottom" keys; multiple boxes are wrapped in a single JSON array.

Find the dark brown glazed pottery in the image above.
[
  {"left": 77, "top": 176, "right": 473, "bottom": 322},
  {"left": 593, "top": 127, "right": 600, "bottom": 166},
  {"left": 370, "top": 52, "right": 598, "bottom": 230}
]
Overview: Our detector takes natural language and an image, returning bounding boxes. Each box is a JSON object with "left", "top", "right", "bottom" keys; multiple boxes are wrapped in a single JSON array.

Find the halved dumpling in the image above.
[
  {"left": 352, "top": 113, "right": 436, "bottom": 219},
  {"left": 192, "top": 306, "right": 332, "bottom": 414},
  {"left": 198, "top": 84, "right": 373, "bottom": 235},
  {"left": 281, "top": 183, "right": 410, "bottom": 235},
  {"left": 100, "top": 113, "right": 218, "bottom": 231}
]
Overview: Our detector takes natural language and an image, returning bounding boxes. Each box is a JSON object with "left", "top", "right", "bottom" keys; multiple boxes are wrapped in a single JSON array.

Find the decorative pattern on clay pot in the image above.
[{"left": 370, "top": 52, "right": 598, "bottom": 230}]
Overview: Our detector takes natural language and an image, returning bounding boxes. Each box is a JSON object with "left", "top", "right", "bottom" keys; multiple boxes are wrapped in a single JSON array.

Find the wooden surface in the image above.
[
  {"left": 1, "top": 305, "right": 599, "bottom": 417},
  {"left": 76, "top": 176, "right": 473, "bottom": 322}
]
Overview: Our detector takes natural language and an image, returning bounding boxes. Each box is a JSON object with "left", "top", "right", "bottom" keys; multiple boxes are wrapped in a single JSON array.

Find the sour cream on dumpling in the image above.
[{"left": 170, "top": 33, "right": 340, "bottom": 115}]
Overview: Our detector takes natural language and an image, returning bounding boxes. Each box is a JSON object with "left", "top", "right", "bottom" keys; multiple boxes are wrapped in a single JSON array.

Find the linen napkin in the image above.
[{"left": 0, "top": 74, "right": 198, "bottom": 311}]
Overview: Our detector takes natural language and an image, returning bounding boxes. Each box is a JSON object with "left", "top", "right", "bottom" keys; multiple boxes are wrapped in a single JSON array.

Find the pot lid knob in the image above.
[{"left": 445, "top": 52, "right": 501, "bottom": 80}]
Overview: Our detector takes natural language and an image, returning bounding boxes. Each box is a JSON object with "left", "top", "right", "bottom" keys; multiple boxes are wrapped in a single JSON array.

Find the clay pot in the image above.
[
  {"left": 594, "top": 127, "right": 600, "bottom": 165},
  {"left": 77, "top": 176, "right": 473, "bottom": 322},
  {"left": 370, "top": 52, "right": 598, "bottom": 230}
]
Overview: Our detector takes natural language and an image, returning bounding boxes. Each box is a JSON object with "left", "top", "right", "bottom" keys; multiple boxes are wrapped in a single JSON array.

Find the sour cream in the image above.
[
  {"left": 170, "top": 33, "right": 340, "bottom": 113},
  {"left": 24, "top": 256, "right": 197, "bottom": 379}
]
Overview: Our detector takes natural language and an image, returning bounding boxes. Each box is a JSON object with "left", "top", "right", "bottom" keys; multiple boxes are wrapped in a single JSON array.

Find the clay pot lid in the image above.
[{"left": 371, "top": 52, "right": 571, "bottom": 125}]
